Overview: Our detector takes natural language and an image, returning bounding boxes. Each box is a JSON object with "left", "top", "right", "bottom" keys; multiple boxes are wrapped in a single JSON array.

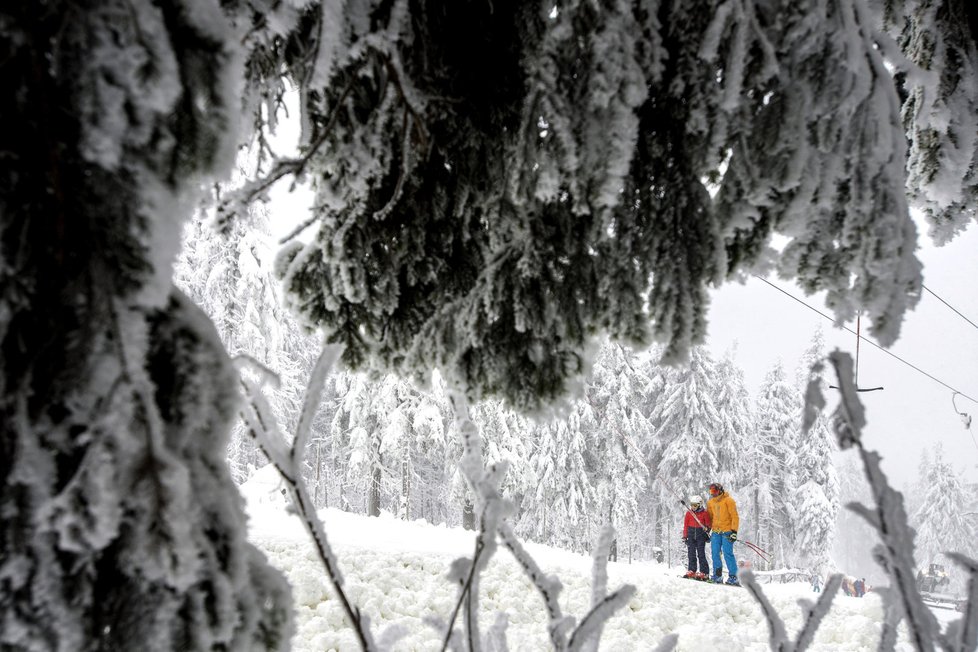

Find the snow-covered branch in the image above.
[
  {"left": 239, "top": 345, "right": 379, "bottom": 652},
  {"left": 827, "top": 350, "right": 977, "bottom": 651}
]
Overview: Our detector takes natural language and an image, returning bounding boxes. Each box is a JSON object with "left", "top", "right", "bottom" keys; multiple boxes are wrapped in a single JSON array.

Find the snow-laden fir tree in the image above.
[
  {"left": 792, "top": 328, "right": 840, "bottom": 573},
  {"left": 0, "top": 2, "right": 295, "bottom": 648},
  {"left": 750, "top": 360, "right": 800, "bottom": 569},
  {"left": 580, "top": 342, "right": 650, "bottom": 559},
  {"left": 832, "top": 455, "right": 879, "bottom": 580},
  {"left": 911, "top": 442, "right": 976, "bottom": 592},
  {"left": 518, "top": 415, "right": 597, "bottom": 551},
  {"left": 471, "top": 397, "right": 534, "bottom": 521},
  {"left": 652, "top": 346, "right": 724, "bottom": 498},
  {"left": 713, "top": 348, "right": 755, "bottom": 487},
  {"left": 174, "top": 205, "right": 318, "bottom": 484},
  {"left": 245, "top": 0, "right": 978, "bottom": 412}
]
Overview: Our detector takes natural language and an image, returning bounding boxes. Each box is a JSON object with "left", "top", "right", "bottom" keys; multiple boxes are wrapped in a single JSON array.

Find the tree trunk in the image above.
[
  {"left": 315, "top": 437, "right": 324, "bottom": 507},
  {"left": 400, "top": 453, "right": 411, "bottom": 520},
  {"left": 0, "top": 4, "right": 293, "bottom": 649},
  {"left": 368, "top": 465, "right": 382, "bottom": 517},
  {"left": 462, "top": 497, "right": 476, "bottom": 531}
]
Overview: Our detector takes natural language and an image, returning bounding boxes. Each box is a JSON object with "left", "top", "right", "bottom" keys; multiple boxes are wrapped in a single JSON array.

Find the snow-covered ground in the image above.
[{"left": 244, "top": 470, "right": 923, "bottom": 651}]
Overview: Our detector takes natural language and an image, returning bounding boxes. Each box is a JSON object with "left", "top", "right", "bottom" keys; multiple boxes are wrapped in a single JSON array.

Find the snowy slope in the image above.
[{"left": 243, "top": 471, "right": 913, "bottom": 651}]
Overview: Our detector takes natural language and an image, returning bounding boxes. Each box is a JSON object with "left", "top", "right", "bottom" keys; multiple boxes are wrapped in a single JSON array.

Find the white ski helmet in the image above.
[{"left": 689, "top": 495, "right": 702, "bottom": 505}]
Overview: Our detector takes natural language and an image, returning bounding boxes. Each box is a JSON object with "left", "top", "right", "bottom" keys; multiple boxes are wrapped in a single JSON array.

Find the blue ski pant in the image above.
[{"left": 711, "top": 531, "right": 738, "bottom": 578}]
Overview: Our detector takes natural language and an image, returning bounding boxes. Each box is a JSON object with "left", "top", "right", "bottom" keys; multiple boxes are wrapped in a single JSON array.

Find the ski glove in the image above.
[
  {"left": 728, "top": 531, "right": 738, "bottom": 542},
  {"left": 682, "top": 537, "right": 688, "bottom": 545}
]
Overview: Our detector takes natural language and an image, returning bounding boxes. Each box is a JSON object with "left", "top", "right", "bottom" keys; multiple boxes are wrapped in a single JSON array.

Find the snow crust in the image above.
[{"left": 244, "top": 475, "right": 917, "bottom": 651}]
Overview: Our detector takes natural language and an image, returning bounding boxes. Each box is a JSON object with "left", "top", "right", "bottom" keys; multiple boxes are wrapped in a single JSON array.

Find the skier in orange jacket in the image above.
[{"left": 707, "top": 482, "right": 740, "bottom": 586}]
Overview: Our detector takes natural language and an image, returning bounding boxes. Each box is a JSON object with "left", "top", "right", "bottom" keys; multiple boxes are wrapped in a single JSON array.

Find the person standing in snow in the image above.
[
  {"left": 682, "top": 495, "right": 712, "bottom": 580},
  {"left": 811, "top": 574, "right": 822, "bottom": 593},
  {"left": 854, "top": 577, "right": 866, "bottom": 597},
  {"left": 707, "top": 482, "right": 740, "bottom": 585}
]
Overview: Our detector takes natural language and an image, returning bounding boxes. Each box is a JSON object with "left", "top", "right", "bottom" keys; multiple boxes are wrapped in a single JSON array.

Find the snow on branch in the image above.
[
  {"left": 497, "top": 522, "right": 572, "bottom": 646},
  {"left": 741, "top": 571, "right": 789, "bottom": 650},
  {"left": 825, "top": 351, "right": 948, "bottom": 650},
  {"left": 292, "top": 343, "right": 344, "bottom": 465},
  {"left": 239, "top": 344, "right": 381, "bottom": 652},
  {"left": 943, "top": 552, "right": 978, "bottom": 651},
  {"left": 444, "top": 391, "right": 641, "bottom": 652},
  {"left": 793, "top": 574, "right": 844, "bottom": 651},
  {"left": 742, "top": 570, "right": 843, "bottom": 651},
  {"left": 566, "top": 585, "right": 636, "bottom": 652}
]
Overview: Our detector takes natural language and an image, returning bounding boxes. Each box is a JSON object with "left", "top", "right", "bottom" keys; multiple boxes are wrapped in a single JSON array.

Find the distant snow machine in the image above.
[{"left": 916, "top": 563, "right": 965, "bottom": 611}]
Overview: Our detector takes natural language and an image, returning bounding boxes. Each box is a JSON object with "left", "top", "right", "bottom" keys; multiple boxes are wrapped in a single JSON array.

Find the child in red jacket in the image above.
[{"left": 683, "top": 495, "right": 712, "bottom": 580}]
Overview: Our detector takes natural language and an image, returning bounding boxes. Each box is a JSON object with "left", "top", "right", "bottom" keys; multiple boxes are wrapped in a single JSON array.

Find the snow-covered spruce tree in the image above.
[
  {"left": 518, "top": 414, "right": 597, "bottom": 550},
  {"left": 713, "top": 349, "right": 754, "bottom": 487},
  {"left": 243, "top": 0, "right": 967, "bottom": 413},
  {"left": 0, "top": 2, "right": 293, "bottom": 649},
  {"left": 652, "top": 346, "right": 723, "bottom": 500},
  {"left": 751, "top": 361, "right": 801, "bottom": 568},
  {"left": 911, "top": 443, "right": 976, "bottom": 591},
  {"left": 579, "top": 343, "right": 650, "bottom": 560},
  {"left": 887, "top": 0, "right": 978, "bottom": 243},
  {"left": 791, "top": 328, "right": 840, "bottom": 573},
  {"left": 175, "top": 205, "right": 318, "bottom": 484},
  {"left": 471, "top": 398, "right": 534, "bottom": 523}
]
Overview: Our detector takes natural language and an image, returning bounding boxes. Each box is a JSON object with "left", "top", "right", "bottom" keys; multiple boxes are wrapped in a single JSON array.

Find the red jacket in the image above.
[{"left": 683, "top": 508, "right": 712, "bottom": 538}]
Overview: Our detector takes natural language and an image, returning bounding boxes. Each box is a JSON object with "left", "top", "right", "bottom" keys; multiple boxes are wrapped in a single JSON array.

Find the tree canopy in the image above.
[{"left": 224, "top": 0, "right": 978, "bottom": 410}]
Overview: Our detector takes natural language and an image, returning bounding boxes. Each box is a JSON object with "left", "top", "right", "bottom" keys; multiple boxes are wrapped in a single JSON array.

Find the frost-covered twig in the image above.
[
  {"left": 943, "top": 552, "right": 978, "bottom": 652},
  {"left": 567, "top": 586, "right": 636, "bottom": 652},
  {"left": 827, "top": 351, "right": 946, "bottom": 651},
  {"left": 441, "top": 537, "right": 486, "bottom": 652},
  {"left": 216, "top": 71, "right": 360, "bottom": 231},
  {"left": 239, "top": 345, "right": 378, "bottom": 652},
  {"left": 445, "top": 391, "right": 638, "bottom": 652},
  {"left": 741, "top": 571, "right": 790, "bottom": 650},
  {"left": 292, "top": 344, "right": 343, "bottom": 462},
  {"left": 232, "top": 352, "right": 282, "bottom": 389},
  {"left": 793, "top": 574, "right": 844, "bottom": 651},
  {"left": 741, "top": 570, "right": 841, "bottom": 651},
  {"left": 574, "top": 523, "right": 615, "bottom": 652},
  {"left": 497, "top": 523, "right": 572, "bottom": 646}
]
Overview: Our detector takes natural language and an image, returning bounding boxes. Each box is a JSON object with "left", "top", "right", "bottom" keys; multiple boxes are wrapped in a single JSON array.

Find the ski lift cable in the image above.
[
  {"left": 923, "top": 284, "right": 978, "bottom": 333},
  {"left": 751, "top": 275, "right": 978, "bottom": 405}
]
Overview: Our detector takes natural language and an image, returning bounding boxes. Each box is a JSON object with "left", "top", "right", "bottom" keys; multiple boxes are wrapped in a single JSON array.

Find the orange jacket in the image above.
[{"left": 707, "top": 491, "right": 739, "bottom": 532}]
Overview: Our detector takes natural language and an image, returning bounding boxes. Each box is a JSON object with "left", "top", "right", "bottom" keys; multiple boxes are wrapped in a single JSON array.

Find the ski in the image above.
[
  {"left": 710, "top": 580, "right": 742, "bottom": 588},
  {"left": 678, "top": 575, "right": 741, "bottom": 587}
]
